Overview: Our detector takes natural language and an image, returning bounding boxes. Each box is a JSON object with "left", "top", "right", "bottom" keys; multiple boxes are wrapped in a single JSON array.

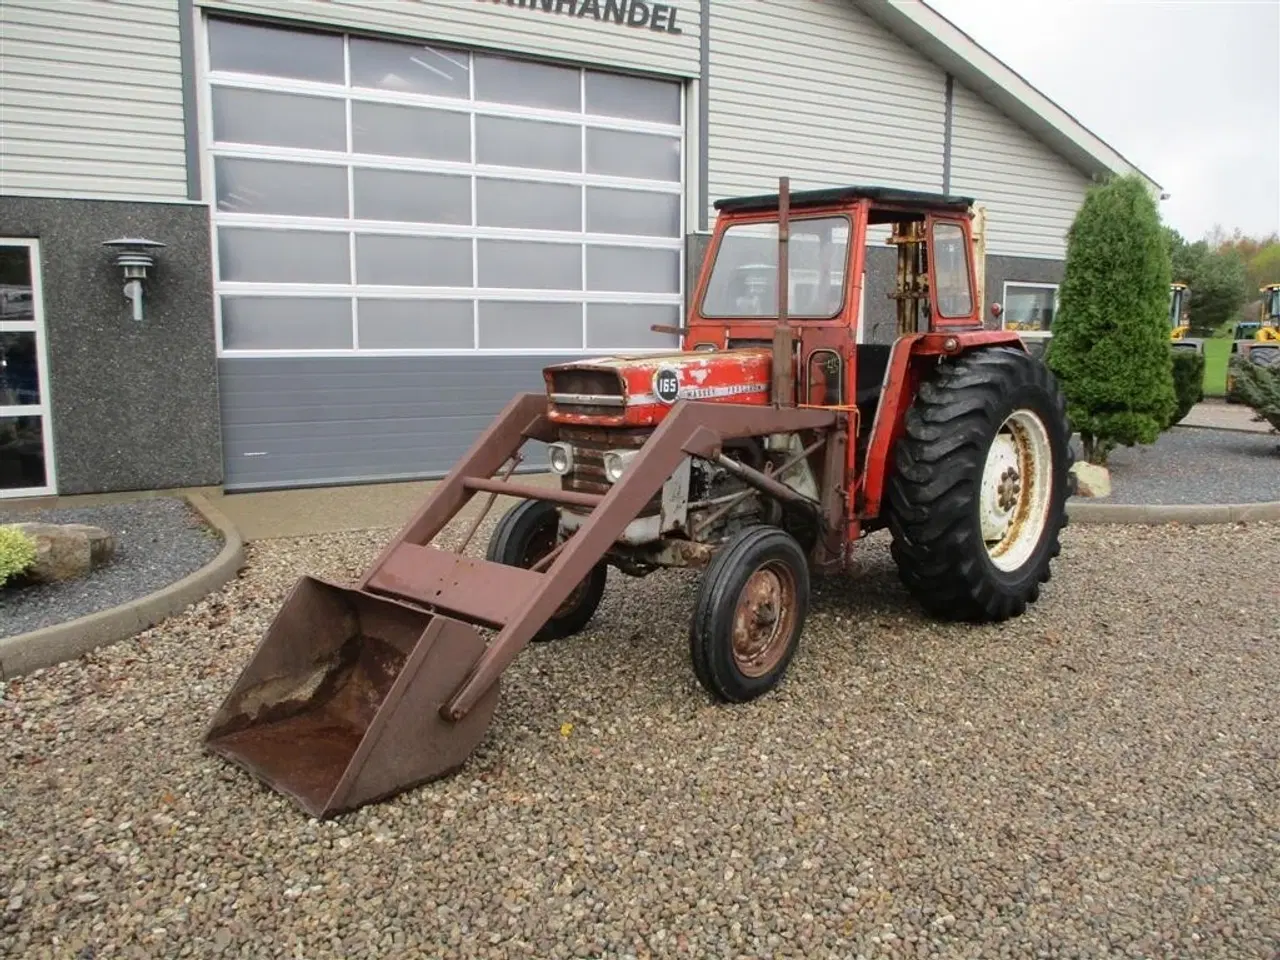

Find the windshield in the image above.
[
  {"left": 1268, "top": 288, "right": 1280, "bottom": 319},
  {"left": 700, "top": 216, "right": 850, "bottom": 319}
]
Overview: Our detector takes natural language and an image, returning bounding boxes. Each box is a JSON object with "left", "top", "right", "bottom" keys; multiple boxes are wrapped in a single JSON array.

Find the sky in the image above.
[{"left": 923, "top": 0, "right": 1280, "bottom": 243}]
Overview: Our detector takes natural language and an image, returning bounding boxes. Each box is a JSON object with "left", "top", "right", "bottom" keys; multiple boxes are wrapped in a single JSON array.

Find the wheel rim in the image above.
[
  {"left": 520, "top": 523, "right": 588, "bottom": 617},
  {"left": 979, "top": 408, "right": 1054, "bottom": 572},
  {"left": 731, "top": 560, "right": 798, "bottom": 678}
]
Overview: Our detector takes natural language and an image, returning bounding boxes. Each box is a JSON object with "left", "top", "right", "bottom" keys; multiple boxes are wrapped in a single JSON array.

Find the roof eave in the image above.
[{"left": 852, "top": 0, "right": 1164, "bottom": 194}]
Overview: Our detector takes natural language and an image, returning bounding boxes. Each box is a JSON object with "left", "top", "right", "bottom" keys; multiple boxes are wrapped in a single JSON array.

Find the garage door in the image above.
[{"left": 202, "top": 15, "right": 686, "bottom": 489}]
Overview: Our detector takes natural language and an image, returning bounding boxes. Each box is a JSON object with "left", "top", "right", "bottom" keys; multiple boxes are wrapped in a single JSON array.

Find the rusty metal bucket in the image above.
[{"left": 203, "top": 575, "right": 499, "bottom": 819}]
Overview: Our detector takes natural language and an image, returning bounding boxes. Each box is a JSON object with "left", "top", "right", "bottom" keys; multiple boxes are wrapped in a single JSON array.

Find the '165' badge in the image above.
[{"left": 652, "top": 366, "right": 681, "bottom": 404}]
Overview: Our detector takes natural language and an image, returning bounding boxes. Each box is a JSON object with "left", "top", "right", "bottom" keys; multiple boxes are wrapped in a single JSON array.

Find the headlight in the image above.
[
  {"left": 548, "top": 442, "right": 574, "bottom": 476},
  {"left": 602, "top": 449, "right": 638, "bottom": 483}
]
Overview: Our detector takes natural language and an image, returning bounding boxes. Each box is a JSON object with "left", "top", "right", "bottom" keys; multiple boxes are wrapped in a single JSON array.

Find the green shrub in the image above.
[
  {"left": 0, "top": 525, "right": 37, "bottom": 585},
  {"left": 1168, "top": 350, "right": 1205, "bottom": 426},
  {"left": 1045, "top": 173, "right": 1177, "bottom": 464},
  {"left": 1231, "top": 357, "right": 1280, "bottom": 433}
]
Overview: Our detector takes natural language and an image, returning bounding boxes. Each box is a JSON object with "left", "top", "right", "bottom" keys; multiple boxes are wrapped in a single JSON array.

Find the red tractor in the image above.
[{"left": 205, "top": 179, "right": 1075, "bottom": 818}]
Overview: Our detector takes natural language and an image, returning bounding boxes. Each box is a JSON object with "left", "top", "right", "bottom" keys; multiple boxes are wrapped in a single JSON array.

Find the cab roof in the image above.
[{"left": 713, "top": 184, "right": 976, "bottom": 215}]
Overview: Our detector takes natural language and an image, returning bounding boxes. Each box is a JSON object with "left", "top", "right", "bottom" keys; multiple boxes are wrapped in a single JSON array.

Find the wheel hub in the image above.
[
  {"left": 731, "top": 565, "right": 794, "bottom": 678},
  {"left": 979, "top": 409, "right": 1054, "bottom": 572}
]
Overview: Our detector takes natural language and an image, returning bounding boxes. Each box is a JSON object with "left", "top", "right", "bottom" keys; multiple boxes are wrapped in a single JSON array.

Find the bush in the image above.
[
  {"left": 1230, "top": 356, "right": 1280, "bottom": 433},
  {"left": 0, "top": 525, "right": 37, "bottom": 585},
  {"left": 1168, "top": 350, "right": 1205, "bottom": 426},
  {"left": 1045, "top": 173, "right": 1177, "bottom": 464}
]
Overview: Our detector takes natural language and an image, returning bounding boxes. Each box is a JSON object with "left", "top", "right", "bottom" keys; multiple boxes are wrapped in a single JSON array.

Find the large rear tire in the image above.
[
  {"left": 689, "top": 525, "right": 810, "bottom": 703},
  {"left": 884, "top": 346, "right": 1072, "bottom": 623},
  {"left": 486, "top": 498, "right": 606, "bottom": 642}
]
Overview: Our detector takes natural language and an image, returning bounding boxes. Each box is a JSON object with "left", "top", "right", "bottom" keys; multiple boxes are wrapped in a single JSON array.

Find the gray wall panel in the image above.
[
  {"left": 218, "top": 355, "right": 569, "bottom": 489},
  {"left": 0, "top": 195, "right": 222, "bottom": 495}
]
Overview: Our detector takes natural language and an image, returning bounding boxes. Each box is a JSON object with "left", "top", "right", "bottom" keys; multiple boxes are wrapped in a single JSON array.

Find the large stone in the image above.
[
  {"left": 8, "top": 522, "right": 117, "bottom": 584},
  {"left": 1070, "top": 462, "right": 1112, "bottom": 499}
]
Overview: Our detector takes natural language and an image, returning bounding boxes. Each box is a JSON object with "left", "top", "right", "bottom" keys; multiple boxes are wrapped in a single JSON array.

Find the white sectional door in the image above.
[{"left": 200, "top": 15, "right": 688, "bottom": 360}]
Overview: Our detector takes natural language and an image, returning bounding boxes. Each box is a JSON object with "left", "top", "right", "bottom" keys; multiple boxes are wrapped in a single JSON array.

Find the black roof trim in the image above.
[{"left": 713, "top": 184, "right": 975, "bottom": 214}]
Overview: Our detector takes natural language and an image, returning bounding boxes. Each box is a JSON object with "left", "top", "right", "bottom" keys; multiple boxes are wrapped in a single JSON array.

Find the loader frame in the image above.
[{"left": 205, "top": 177, "right": 1068, "bottom": 820}]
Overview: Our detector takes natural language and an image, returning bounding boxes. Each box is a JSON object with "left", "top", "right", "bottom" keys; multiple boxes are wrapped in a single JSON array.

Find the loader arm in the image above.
[
  {"left": 437, "top": 399, "right": 840, "bottom": 720},
  {"left": 205, "top": 392, "right": 837, "bottom": 818}
]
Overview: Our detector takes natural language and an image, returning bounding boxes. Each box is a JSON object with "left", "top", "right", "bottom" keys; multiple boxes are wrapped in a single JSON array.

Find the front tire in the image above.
[
  {"left": 486, "top": 498, "right": 606, "bottom": 642},
  {"left": 689, "top": 525, "right": 810, "bottom": 703},
  {"left": 885, "top": 346, "right": 1072, "bottom": 623}
]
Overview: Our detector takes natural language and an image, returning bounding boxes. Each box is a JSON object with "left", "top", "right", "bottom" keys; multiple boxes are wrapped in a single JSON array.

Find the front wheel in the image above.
[
  {"left": 885, "top": 346, "right": 1073, "bottom": 623},
  {"left": 689, "top": 525, "right": 810, "bottom": 703},
  {"left": 486, "top": 498, "right": 606, "bottom": 642}
]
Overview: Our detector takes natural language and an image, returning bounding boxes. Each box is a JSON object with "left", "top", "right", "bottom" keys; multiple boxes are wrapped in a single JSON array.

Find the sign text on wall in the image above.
[{"left": 480, "top": 0, "right": 684, "bottom": 36}]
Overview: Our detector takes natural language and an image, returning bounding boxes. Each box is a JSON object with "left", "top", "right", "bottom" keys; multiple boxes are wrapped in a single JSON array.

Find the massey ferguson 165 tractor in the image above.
[{"left": 205, "top": 179, "right": 1075, "bottom": 818}]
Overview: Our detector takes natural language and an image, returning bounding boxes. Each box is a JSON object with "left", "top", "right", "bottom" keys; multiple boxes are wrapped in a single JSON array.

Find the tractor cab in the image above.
[
  {"left": 676, "top": 183, "right": 990, "bottom": 459},
  {"left": 1259, "top": 283, "right": 1280, "bottom": 342}
]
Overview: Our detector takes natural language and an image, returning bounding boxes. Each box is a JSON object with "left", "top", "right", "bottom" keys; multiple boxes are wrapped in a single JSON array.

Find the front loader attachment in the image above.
[
  {"left": 203, "top": 391, "right": 839, "bottom": 818},
  {"left": 204, "top": 575, "right": 498, "bottom": 819}
]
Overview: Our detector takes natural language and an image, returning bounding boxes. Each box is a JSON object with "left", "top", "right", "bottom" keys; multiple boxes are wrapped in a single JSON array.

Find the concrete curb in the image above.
[
  {"left": 1067, "top": 499, "right": 1280, "bottom": 525},
  {"left": 0, "top": 493, "right": 246, "bottom": 680}
]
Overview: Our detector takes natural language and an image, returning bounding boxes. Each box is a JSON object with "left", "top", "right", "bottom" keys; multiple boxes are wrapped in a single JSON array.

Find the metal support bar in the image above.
[
  {"left": 462, "top": 477, "right": 604, "bottom": 509},
  {"left": 441, "top": 401, "right": 839, "bottom": 722},
  {"left": 713, "top": 453, "right": 817, "bottom": 508},
  {"left": 455, "top": 454, "right": 522, "bottom": 554},
  {"left": 694, "top": 435, "right": 827, "bottom": 533}
]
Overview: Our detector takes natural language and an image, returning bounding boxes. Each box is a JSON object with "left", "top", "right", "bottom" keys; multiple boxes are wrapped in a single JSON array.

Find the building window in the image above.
[
  {"left": 0, "top": 239, "right": 57, "bottom": 498},
  {"left": 200, "top": 17, "right": 686, "bottom": 357},
  {"left": 1001, "top": 282, "right": 1058, "bottom": 336}
]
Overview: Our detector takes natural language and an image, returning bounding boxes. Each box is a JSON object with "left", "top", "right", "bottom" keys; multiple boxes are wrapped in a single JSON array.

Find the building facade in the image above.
[{"left": 0, "top": 0, "right": 1158, "bottom": 497}]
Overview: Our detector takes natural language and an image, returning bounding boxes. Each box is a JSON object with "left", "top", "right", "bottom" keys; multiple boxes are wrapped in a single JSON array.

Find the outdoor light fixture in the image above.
[{"left": 103, "top": 237, "right": 166, "bottom": 322}]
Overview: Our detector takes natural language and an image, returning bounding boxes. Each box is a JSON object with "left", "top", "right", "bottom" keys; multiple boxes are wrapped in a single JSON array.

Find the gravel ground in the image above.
[
  {"left": 2, "top": 515, "right": 1278, "bottom": 959},
  {"left": 0, "top": 499, "right": 223, "bottom": 639},
  {"left": 1075, "top": 426, "right": 1280, "bottom": 505}
]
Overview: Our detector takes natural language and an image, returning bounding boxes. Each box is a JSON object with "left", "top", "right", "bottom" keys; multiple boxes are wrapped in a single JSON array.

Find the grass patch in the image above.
[{"left": 1203, "top": 338, "right": 1230, "bottom": 397}]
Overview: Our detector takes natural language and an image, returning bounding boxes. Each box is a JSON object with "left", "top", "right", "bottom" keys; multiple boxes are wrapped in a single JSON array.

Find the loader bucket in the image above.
[{"left": 203, "top": 575, "right": 499, "bottom": 819}]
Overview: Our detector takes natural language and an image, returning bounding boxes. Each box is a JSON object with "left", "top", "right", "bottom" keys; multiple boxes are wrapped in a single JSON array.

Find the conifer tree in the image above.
[{"left": 1045, "top": 174, "right": 1176, "bottom": 464}]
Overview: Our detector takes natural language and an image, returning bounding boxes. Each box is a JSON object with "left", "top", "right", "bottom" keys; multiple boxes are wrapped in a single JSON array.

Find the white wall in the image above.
[
  {"left": 0, "top": 0, "right": 702, "bottom": 201},
  {"left": 706, "top": 0, "right": 947, "bottom": 221},
  {"left": 948, "top": 80, "right": 1092, "bottom": 259},
  {"left": 0, "top": 0, "right": 189, "bottom": 199}
]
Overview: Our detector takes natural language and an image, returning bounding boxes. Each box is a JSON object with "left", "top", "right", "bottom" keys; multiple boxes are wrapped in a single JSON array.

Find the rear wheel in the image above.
[
  {"left": 486, "top": 498, "right": 606, "bottom": 642},
  {"left": 689, "top": 525, "right": 810, "bottom": 702},
  {"left": 885, "top": 346, "right": 1072, "bottom": 623}
]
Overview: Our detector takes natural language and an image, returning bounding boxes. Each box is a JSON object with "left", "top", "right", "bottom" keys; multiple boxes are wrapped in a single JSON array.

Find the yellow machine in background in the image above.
[
  {"left": 1169, "top": 281, "right": 1191, "bottom": 340},
  {"left": 1258, "top": 283, "right": 1280, "bottom": 341}
]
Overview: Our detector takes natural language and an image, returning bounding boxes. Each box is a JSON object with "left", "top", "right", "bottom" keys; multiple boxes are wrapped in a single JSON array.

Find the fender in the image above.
[{"left": 856, "top": 330, "right": 1026, "bottom": 524}]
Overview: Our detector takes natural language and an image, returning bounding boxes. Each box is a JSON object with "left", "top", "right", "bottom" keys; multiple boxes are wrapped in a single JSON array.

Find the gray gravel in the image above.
[
  {"left": 2, "top": 515, "right": 1279, "bottom": 959},
  {"left": 0, "top": 498, "right": 223, "bottom": 638},
  {"left": 1072, "top": 425, "right": 1280, "bottom": 505}
]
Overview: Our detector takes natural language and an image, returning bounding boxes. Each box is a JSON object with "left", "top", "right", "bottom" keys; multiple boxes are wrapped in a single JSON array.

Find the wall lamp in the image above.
[{"left": 103, "top": 237, "right": 166, "bottom": 322}]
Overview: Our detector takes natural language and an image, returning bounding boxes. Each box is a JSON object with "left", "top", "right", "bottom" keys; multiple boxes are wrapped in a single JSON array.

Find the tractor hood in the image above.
[{"left": 543, "top": 348, "right": 773, "bottom": 427}]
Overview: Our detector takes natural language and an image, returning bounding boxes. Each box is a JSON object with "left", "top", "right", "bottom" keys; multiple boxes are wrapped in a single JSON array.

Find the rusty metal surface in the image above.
[
  {"left": 441, "top": 399, "right": 840, "bottom": 722},
  {"left": 204, "top": 577, "right": 498, "bottom": 819},
  {"left": 207, "top": 633, "right": 404, "bottom": 815},
  {"left": 365, "top": 542, "right": 543, "bottom": 628},
  {"left": 462, "top": 476, "right": 604, "bottom": 509},
  {"left": 731, "top": 560, "right": 798, "bottom": 679},
  {"left": 455, "top": 455, "right": 521, "bottom": 555},
  {"left": 357, "top": 392, "right": 551, "bottom": 590}
]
